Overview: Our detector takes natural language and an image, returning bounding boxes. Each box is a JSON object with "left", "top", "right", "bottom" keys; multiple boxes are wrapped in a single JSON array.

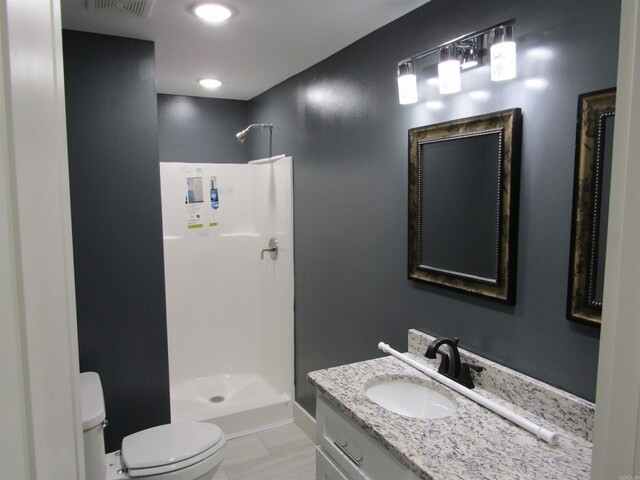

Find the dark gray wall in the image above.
[
  {"left": 63, "top": 31, "right": 170, "bottom": 451},
  {"left": 157, "top": 94, "right": 249, "bottom": 164},
  {"left": 248, "top": 0, "right": 619, "bottom": 415}
]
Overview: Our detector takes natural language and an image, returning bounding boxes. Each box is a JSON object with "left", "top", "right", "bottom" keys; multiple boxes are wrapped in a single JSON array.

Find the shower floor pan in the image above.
[{"left": 170, "top": 373, "right": 292, "bottom": 439}]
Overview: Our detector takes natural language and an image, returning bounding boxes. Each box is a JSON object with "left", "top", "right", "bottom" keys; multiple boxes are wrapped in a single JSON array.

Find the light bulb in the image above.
[
  {"left": 491, "top": 26, "right": 517, "bottom": 82},
  {"left": 193, "top": 3, "right": 232, "bottom": 23},
  {"left": 438, "top": 45, "right": 461, "bottom": 95},
  {"left": 491, "top": 41, "right": 516, "bottom": 81},
  {"left": 199, "top": 78, "right": 222, "bottom": 89},
  {"left": 397, "top": 62, "right": 418, "bottom": 105},
  {"left": 438, "top": 59, "right": 461, "bottom": 94}
]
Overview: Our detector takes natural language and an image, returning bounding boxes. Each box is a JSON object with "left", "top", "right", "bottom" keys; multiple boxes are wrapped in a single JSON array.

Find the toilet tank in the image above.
[{"left": 80, "top": 372, "right": 107, "bottom": 480}]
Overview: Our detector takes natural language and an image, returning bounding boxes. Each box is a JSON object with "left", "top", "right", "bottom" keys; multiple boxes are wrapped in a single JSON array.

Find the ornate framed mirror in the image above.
[
  {"left": 567, "top": 88, "right": 616, "bottom": 325},
  {"left": 408, "top": 108, "right": 522, "bottom": 304}
]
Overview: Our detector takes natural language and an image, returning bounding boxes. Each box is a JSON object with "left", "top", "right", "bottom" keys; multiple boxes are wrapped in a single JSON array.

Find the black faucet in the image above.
[{"left": 424, "top": 337, "right": 483, "bottom": 389}]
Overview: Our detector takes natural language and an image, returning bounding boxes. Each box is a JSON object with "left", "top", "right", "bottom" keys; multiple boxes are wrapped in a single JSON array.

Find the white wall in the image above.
[
  {"left": 160, "top": 159, "right": 294, "bottom": 397},
  {"left": 592, "top": 0, "right": 640, "bottom": 477},
  {"left": 0, "top": 0, "right": 83, "bottom": 478}
]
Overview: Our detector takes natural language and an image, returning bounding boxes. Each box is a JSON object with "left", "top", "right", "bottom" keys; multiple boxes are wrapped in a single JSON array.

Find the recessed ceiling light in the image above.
[
  {"left": 198, "top": 78, "right": 222, "bottom": 89},
  {"left": 193, "top": 3, "right": 232, "bottom": 23}
]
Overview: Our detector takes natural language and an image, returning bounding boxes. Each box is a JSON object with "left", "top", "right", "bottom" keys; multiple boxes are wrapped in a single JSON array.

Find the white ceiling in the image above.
[{"left": 60, "top": 0, "right": 429, "bottom": 101}]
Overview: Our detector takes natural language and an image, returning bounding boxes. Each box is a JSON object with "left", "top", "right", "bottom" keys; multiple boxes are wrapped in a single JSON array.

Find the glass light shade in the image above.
[
  {"left": 438, "top": 59, "right": 461, "bottom": 94},
  {"left": 491, "top": 41, "right": 517, "bottom": 81},
  {"left": 199, "top": 78, "right": 222, "bottom": 89},
  {"left": 193, "top": 3, "right": 232, "bottom": 23},
  {"left": 398, "top": 73, "right": 418, "bottom": 105}
]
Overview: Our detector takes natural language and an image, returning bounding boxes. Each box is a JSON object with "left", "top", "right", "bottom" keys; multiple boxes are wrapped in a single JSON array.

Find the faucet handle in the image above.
[
  {"left": 465, "top": 363, "right": 484, "bottom": 373},
  {"left": 260, "top": 237, "right": 279, "bottom": 260},
  {"left": 457, "top": 362, "right": 484, "bottom": 389}
]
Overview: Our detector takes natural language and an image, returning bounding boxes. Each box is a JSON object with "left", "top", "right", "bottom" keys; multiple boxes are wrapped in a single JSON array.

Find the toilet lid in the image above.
[{"left": 121, "top": 422, "right": 224, "bottom": 473}]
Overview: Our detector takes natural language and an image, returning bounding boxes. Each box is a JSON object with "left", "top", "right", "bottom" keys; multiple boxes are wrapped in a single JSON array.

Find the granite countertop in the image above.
[{"left": 308, "top": 341, "right": 593, "bottom": 480}]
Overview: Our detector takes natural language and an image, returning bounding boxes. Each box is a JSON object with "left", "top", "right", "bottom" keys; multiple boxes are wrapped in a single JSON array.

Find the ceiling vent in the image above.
[{"left": 86, "top": 0, "right": 155, "bottom": 18}]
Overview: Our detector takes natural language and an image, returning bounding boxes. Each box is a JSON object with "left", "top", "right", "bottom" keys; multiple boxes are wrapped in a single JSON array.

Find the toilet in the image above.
[{"left": 81, "top": 372, "right": 225, "bottom": 480}]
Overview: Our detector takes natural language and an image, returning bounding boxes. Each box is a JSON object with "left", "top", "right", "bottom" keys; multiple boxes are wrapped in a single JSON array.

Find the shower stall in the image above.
[{"left": 159, "top": 156, "right": 294, "bottom": 438}]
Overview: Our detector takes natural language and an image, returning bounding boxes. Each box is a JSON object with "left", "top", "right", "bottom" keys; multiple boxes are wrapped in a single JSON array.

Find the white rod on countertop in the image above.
[{"left": 377, "top": 342, "right": 560, "bottom": 446}]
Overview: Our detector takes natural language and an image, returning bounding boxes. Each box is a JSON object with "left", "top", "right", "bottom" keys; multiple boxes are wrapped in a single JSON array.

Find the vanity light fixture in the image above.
[
  {"left": 397, "top": 61, "right": 418, "bottom": 104},
  {"left": 396, "top": 19, "right": 516, "bottom": 104},
  {"left": 198, "top": 78, "right": 222, "bottom": 89},
  {"left": 193, "top": 3, "right": 232, "bottom": 23}
]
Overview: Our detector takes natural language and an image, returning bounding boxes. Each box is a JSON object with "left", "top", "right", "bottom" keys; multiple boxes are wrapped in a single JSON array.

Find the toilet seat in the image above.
[{"left": 121, "top": 422, "right": 225, "bottom": 477}]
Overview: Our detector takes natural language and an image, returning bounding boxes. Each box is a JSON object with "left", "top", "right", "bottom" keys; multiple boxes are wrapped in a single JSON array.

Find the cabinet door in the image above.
[
  {"left": 316, "top": 394, "right": 421, "bottom": 480},
  {"left": 317, "top": 447, "right": 352, "bottom": 480}
]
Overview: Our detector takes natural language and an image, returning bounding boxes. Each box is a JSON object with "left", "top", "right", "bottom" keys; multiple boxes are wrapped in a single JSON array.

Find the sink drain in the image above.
[{"left": 209, "top": 395, "right": 225, "bottom": 404}]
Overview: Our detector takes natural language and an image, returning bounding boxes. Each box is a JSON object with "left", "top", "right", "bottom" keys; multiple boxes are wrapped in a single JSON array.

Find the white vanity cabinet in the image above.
[{"left": 315, "top": 394, "right": 422, "bottom": 480}]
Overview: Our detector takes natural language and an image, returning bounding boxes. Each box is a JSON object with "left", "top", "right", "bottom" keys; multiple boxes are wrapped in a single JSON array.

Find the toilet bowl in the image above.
[{"left": 81, "top": 372, "right": 225, "bottom": 480}]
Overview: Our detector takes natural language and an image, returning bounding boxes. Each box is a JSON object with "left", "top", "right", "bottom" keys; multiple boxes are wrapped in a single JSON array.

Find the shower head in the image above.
[
  {"left": 235, "top": 128, "right": 250, "bottom": 143},
  {"left": 235, "top": 123, "right": 272, "bottom": 143}
]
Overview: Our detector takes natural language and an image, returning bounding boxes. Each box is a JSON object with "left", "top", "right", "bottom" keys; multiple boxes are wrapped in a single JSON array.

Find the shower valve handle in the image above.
[{"left": 260, "top": 237, "right": 279, "bottom": 260}]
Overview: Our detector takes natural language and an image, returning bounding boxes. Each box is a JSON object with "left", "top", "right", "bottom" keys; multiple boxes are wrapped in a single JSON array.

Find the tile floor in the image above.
[{"left": 213, "top": 423, "right": 315, "bottom": 480}]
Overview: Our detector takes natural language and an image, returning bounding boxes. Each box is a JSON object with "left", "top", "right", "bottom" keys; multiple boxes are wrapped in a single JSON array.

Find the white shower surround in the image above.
[{"left": 160, "top": 157, "right": 294, "bottom": 438}]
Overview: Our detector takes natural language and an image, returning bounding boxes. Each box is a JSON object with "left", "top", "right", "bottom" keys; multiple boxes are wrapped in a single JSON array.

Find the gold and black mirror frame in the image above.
[
  {"left": 567, "top": 88, "right": 616, "bottom": 325},
  {"left": 408, "top": 108, "right": 522, "bottom": 304}
]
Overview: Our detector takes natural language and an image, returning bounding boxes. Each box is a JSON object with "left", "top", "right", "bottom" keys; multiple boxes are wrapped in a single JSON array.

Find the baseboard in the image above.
[{"left": 293, "top": 401, "right": 316, "bottom": 441}]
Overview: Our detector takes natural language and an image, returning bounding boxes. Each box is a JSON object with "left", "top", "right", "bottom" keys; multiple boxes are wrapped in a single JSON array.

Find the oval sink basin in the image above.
[{"left": 365, "top": 379, "right": 457, "bottom": 419}]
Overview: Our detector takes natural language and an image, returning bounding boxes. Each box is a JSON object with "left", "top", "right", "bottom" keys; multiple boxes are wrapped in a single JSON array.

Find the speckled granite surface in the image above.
[
  {"left": 308, "top": 332, "right": 594, "bottom": 480},
  {"left": 408, "top": 329, "right": 595, "bottom": 442}
]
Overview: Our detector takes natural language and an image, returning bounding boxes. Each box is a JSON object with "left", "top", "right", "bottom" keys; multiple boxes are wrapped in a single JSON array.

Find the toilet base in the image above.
[
  {"left": 105, "top": 449, "right": 223, "bottom": 480},
  {"left": 105, "top": 451, "right": 128, "bottom": 480}
]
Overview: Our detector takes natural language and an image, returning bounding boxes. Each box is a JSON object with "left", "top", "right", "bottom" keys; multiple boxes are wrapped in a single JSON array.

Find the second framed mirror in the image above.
[{"left": 567, "top": 88, "right": 616, "bottom": 325}]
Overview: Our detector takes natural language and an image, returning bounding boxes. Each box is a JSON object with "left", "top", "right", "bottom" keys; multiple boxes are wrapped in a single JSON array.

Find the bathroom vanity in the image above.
[{"left": 308, "top": 329, "right": 594, "bottom": 480}]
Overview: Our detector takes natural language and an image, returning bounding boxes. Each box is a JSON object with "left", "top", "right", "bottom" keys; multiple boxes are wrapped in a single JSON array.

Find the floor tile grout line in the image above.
[
  {"left": 256, "top": 431, "right": 272, "bottom": 455},
  {"left": 219, "top": 424, "right": 316, "bottom": 479},
  {"left": 223, "top": 444, "right": 316, "bottom": 480}
]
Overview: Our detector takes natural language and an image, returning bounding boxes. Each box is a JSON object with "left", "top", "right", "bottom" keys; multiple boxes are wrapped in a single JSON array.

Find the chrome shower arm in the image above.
[
  {"left": 235, "top": 123, "right": 274, "bottom": 159},
  {"left": 235, "top": 123, "right": 273, "bottom": 143}
]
